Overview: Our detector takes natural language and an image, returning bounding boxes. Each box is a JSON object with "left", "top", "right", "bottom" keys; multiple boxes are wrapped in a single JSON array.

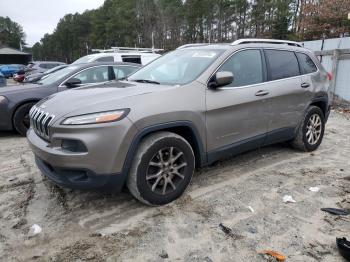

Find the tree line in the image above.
[
  {"left": 1, "top": 0, "right": 350, "bottom": 63},
  {"left": 0, "top": 16, "right": 26, "bottom": 50}
]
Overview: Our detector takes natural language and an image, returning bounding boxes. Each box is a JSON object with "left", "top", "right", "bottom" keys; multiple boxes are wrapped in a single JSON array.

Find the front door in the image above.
[{"left": 206, "top": 49, "right": 270, "bottom": 161}]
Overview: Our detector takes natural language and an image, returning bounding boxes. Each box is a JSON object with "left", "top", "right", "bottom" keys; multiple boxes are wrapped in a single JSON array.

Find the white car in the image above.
[{"left": 73, "top": 47, "right": 162, "bottom": 65}]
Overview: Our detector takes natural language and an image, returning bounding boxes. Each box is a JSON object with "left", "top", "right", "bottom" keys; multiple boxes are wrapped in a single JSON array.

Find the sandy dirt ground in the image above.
[{"left": 0, "top": 111, "right": 349, "bottom": 262}]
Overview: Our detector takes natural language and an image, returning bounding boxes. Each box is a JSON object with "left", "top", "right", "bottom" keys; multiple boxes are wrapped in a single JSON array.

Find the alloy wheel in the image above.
[
  {"left": 146, "top": 147, "right": 187, "bottom": 195},
  {"left": 306, "top": 114, "right": 322, "bottom": 145}
]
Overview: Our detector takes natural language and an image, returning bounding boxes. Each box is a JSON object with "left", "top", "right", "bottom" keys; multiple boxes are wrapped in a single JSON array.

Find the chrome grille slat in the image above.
[{"left": 29, "top": 106, "right": 55, "bottom": 140}]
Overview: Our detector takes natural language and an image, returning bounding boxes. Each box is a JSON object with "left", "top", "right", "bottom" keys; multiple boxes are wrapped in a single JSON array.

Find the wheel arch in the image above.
[
  {"left": 12, "top": 99, "right": 39, "bottom": 124},
  {"left": 309, "top": 96, "right": 329, "bottom": 117},
  {"left": 121, "top": 121, "right": 207, "bottom": 178},
  {"left": 11, "top": 99, "right": 40, "bottom": 129}
]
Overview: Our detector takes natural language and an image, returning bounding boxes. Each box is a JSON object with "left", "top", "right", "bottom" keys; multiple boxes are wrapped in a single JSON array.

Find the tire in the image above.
[
  {"left": 291, "top": 106, "right": 325, "bottom": 152},
  {"left": 13, "top": 102, "right": 35, "bottom": 136},
  {"left": 127, "top": 131, "right": 195, "bottom": 206}
]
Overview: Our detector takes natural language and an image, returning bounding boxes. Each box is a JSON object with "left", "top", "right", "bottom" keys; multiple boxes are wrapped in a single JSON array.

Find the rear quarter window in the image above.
[
  {"left": 96, "top": 56, "right": 114, "bottom": 62},
  {"left": 265, "top": 50, "right": 300, "bottom": 81},
  {"left": 296, "top": 53, "right": 318, "bottom": 74}
]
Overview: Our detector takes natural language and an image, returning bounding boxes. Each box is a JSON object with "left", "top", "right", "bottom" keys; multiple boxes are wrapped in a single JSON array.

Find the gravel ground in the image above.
[{"left": 0, "top": 111, "right": 349, "bottom": 262}]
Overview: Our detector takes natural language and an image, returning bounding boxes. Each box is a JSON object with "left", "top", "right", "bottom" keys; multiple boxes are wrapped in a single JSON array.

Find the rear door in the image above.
[
  {"left": 263, "top": 49, "right": 309, "bottom": 144},
  {"left": 295, "top": 52, "right": 319, "bottom": 93},
  {"left": 205, "top": 49, "right": 270, "bottom": 157}
]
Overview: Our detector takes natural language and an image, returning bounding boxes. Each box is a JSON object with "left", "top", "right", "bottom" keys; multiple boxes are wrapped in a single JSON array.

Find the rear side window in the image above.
[
  {"left": 265, "top": 50, "right": 300, "bottom": 81},
  {"left": 218, "top": 49, "right": 263, "bottom": 87},
  {"left": 296, "top": 53, "right": 318, "bottom": 74},
  {"left": 96, "top": 56, "right": 114, "bottom": 62},
  {"left": 122, "top": 55, "right": 142, "bottom": 64},
  {"left": 113, "top": 66, "right": 139, "bottom": 79}
]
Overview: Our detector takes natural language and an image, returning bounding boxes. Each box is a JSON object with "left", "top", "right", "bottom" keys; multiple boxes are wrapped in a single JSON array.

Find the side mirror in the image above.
[
  {"left": 65, "top": 77, "right": 82, "bottom": 88},
  {"left": 208, "top": 71, "right": 234, "bottom": 89}
]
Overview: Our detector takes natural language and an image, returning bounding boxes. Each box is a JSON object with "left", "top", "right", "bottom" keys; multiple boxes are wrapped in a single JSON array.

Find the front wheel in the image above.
[
  {"left": 13, "top": 102, "right": 35, "bottom": 136},
  {"left": 291, "top": 106, "right": 325, "bottom": 152},
  {"left": 127, "top": 131, "right": 195, "bottom": 206}
]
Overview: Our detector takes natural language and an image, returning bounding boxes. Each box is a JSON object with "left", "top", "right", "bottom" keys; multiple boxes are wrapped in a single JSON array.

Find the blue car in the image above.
[
  {"left": 0, "top": 64, "right": 25, "bottom": 78},
  {"left": 0, "top": 72, "right": 5, "bottom": 87}
]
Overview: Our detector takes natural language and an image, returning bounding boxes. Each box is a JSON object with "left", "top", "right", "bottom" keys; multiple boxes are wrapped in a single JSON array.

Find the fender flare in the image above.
[{"left": 119, "top": 121, "right": 207, "bottom": 182}]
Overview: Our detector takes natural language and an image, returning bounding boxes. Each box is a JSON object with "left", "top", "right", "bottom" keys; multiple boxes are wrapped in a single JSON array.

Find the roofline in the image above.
[{"left": 231, "top": 38, "right": 303, "bottom": 47}]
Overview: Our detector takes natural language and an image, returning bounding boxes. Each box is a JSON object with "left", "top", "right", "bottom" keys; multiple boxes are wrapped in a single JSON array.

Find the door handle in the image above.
[
  {"left": 255, "top": 90, "right": 269, "bottom": 96},
  {"left": 301, "top": 82, "right": 310, "bottom": 88}
]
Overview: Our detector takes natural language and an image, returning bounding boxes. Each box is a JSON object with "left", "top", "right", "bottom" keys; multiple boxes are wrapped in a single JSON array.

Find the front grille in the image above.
[{"left": 29, "top": 105, "right": 55, "bottom": 140}]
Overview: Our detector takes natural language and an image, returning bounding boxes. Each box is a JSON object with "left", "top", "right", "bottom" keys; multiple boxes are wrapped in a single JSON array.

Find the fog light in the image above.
[{"left": 61, "top": 139, "right": 87, "bottom": 153}]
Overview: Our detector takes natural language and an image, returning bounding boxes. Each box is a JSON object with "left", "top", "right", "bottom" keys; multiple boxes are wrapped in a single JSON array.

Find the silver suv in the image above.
[{"left": 27, "top": 39, "right": 331, "bottom": 206}]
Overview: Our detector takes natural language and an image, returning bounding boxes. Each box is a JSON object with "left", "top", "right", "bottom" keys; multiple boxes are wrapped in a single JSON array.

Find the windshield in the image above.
[
  {"left": 37, "top": 65, "right": 79, "bottom": 85},
  {"left": 128, "top": 49, "right": 224, "bottom": 85}
]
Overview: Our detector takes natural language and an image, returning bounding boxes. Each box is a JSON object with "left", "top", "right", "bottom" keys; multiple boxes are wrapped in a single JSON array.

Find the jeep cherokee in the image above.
[{"left": 27, "top": 39, "right": 331, "bottom": 206}]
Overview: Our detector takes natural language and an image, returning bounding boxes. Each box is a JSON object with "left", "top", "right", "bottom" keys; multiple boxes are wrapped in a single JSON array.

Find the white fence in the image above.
[{"left": 303, "top": 37, "right": 350, "bottom": 102}]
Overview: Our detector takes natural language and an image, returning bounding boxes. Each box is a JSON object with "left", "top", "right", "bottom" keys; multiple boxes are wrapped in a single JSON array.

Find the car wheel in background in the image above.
[
  {"left": 127, "top": 131, "right": 195, "bottom": 206},
  {"left": 291, "top": 106, "right": 325, "bottom": 152},
  {"left": 13, "top": 102, "right": 35, "bottom": 136}
]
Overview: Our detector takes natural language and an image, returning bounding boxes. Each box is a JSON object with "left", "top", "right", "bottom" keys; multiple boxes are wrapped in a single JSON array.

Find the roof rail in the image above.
[
  {"left": 177, "top": 43, "right": 210, "bottom": 49},
  {"left": 91, "top": 47, "right": 164, "bottom": 53},
  {"left": 231, "top": 38, "right": 303, "bottom": 47}
]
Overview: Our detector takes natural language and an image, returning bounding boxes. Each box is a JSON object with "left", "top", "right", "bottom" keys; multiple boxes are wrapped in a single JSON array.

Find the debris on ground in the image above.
[
  {"left": 321, "top": 208, "right": 349, "bottom": 216},
  {"left": 218, "top": 223, "right": 244, "bottom": 240},
  {"left": 309, "top": 186, "right": 320, "bottom": 192},
  {"left": 247, "top": 206, "right": 255, "bottom": 213},
  {"left": 159, "top": 250, "right": 169, "bottom": 259},
  {"left": 336, "top": 237, "right": 350, "bottom": 261},
  {"left": 283, "top": 195, "right": 296, "bottom": 203},
  {"left": 28, "top": 224, "right": 42, "bottom": 238},
  {"left": 258, "top": 249, "right": 286, "bottom": 261}
]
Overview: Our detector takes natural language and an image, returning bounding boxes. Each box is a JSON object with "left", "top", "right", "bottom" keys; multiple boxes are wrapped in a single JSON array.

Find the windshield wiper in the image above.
[{"left": 132, "top": 79, "right": 160, "bottom": 85}]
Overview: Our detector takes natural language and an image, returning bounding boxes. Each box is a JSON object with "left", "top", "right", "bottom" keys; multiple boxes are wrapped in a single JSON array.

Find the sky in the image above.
[{"left": 0, "top": 0, "right": 105, "bottom": 47}]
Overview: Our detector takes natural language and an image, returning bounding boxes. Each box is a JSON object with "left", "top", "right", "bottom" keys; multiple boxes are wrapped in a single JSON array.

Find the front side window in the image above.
[
  {"left": 72, "top": 66, "right": 109, "bottom": 84},
  {"left": 217, "top": 49, "right": 263, "bottom": 87},
  {"left": 128, "top": 49, "right": 224, "bottom": 85},
  {"left": 113, "top": 66, "right": 139, "bottom": 79},
  {"left": 296, "top": 53, "right": 318, "bottom": 74},
  {"left": 37, "top": 65, "right": 80, "bottom": 85},
  {"left": 265, "top": 50, "right": 300, "bottom": 80}
]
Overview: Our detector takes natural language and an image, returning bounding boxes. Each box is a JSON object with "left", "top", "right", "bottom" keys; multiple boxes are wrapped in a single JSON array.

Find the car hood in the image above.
[
  {"left": 37, "top": 81, "right": 175, "bottom": 120},
  {"left": 0, "top": 83, "right": 43, "bottom": 94}
]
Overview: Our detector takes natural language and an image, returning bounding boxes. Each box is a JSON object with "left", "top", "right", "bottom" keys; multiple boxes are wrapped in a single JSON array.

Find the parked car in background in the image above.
[
  {"left": 0, "top": 72, "right": 6, "bottom": 87},
  {"left": 23, "top": 64, "right": 68, "bottom": 83},
  {"left": 0, "top": 62, "right": 140, "bottom": 135},
  {"left": 73, "top": 47, "right": 162, "bottom": 65},
  {"left": 26, "top": 61, "right": 66, "bottom": 75},
  {"left": 13, "top": 72, "right": 25, "bottom": 82},
  {"left": 0, "top": 64, "right": 25, "bottom": 78},
  {"left": 27, "top": 39, "right": 330, "bottom": 206}
]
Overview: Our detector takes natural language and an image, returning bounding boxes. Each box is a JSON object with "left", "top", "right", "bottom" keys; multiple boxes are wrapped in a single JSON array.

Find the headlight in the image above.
[
  {"left": 0, "top": 96, "right": 6, "bottom": 104},
  {"left": 61, "top": 109, "right": 129, "bottom": 125}
]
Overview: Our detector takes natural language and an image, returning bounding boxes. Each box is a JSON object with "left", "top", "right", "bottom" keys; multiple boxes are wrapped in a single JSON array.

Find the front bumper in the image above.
[
  {"left": 27, "top": 118, "right": 138, "bottom": 191},
  {"left": 35, "top": 156, "right": 124, "bottom": 192}
]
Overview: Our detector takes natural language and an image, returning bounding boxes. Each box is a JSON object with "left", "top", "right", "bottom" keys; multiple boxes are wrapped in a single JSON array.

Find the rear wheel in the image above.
[
  {"left": 127, "top": 131, "right": 195, "bottom": 206},
  {"left": 291, "top": 106, "right": 325, "bottom": 152},
  {"left": 13, "top": 102, "right": 35, "bottom": 136}
]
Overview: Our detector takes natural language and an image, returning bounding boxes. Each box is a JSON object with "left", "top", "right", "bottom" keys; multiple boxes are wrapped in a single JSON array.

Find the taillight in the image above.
[{"left": 327, "top": 72, "right": 333, "bottom": 81}]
